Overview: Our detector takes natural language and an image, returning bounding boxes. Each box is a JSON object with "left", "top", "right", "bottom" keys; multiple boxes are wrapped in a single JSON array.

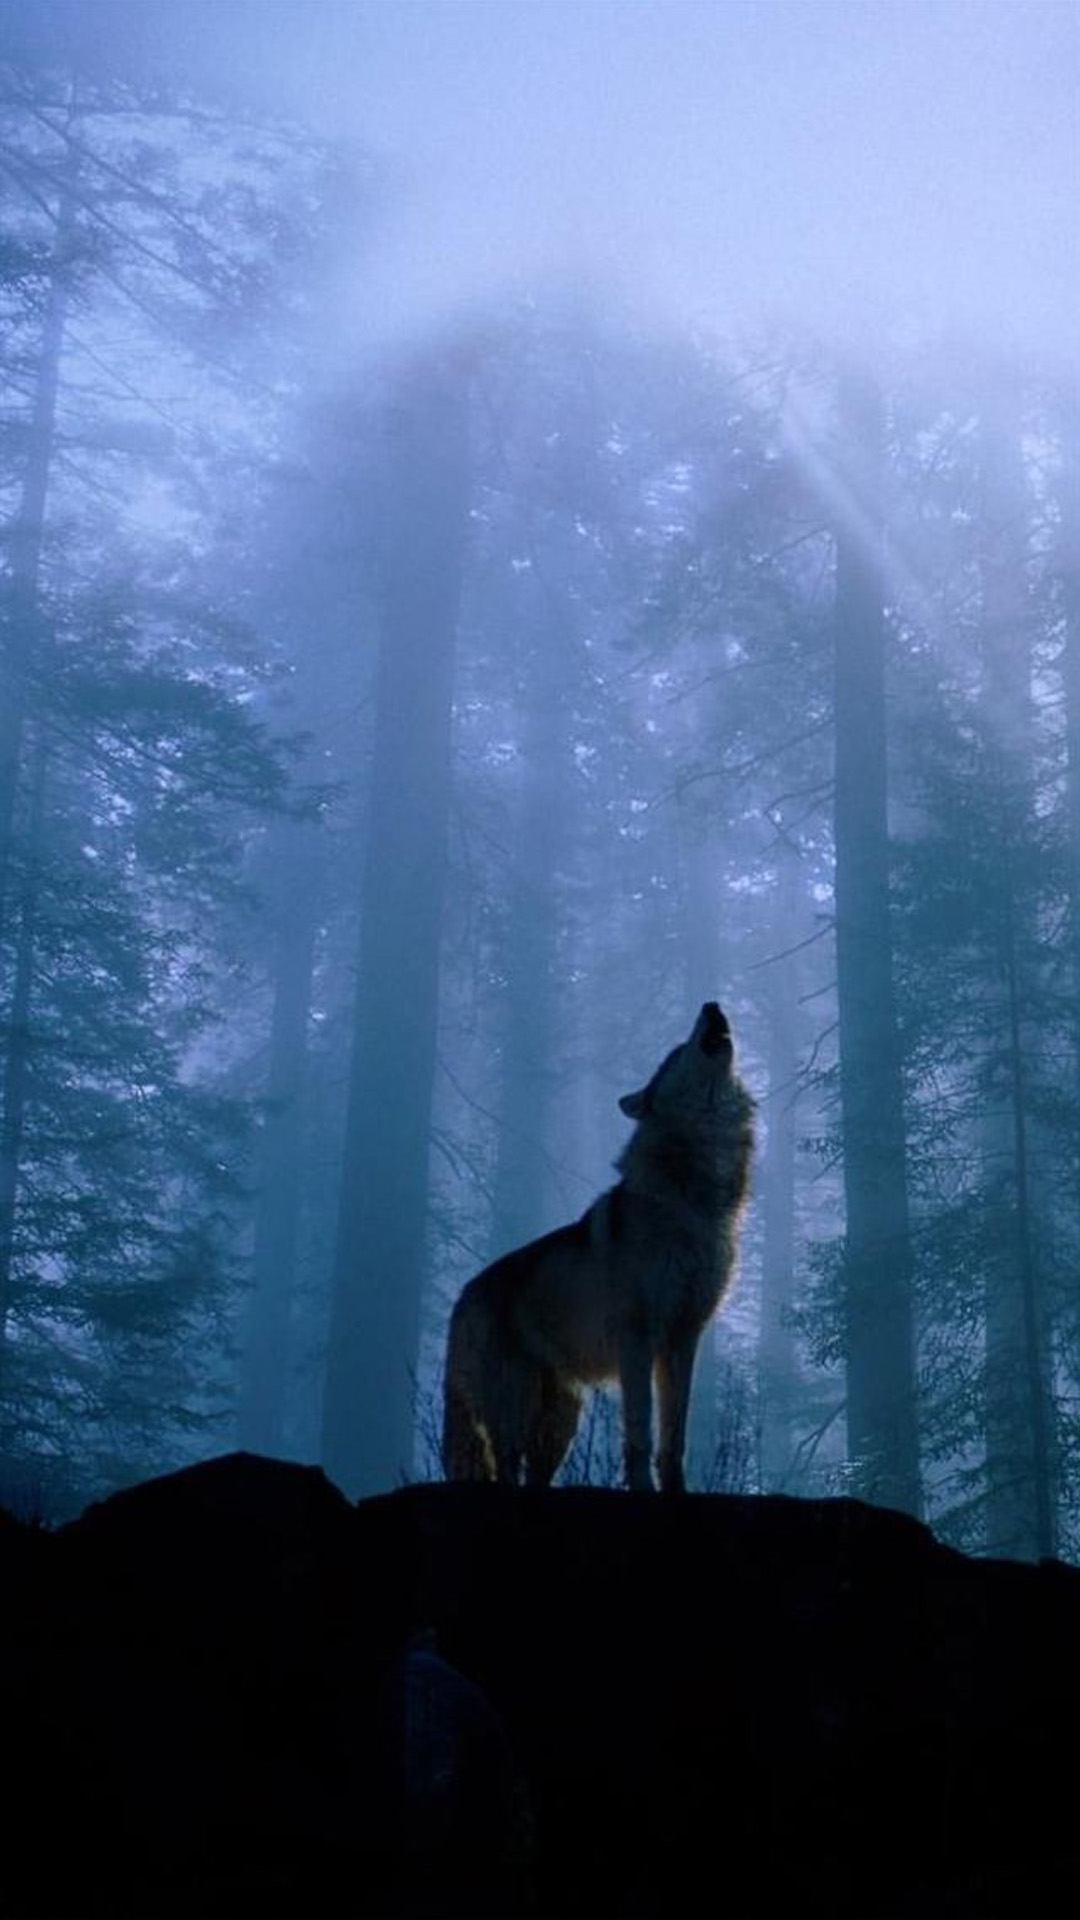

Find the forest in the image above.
[{"left": 0, "top": 0, "right": 1077, "bottom": 1565}]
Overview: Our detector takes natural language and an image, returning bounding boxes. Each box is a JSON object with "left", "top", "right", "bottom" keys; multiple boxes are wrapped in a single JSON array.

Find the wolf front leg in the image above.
[
  {"left": 655, "top": 1333, "right": 699, "bottom": 1493},
  {"left": 618, "top": 1334, "right": 655, "bottom": 1490}
]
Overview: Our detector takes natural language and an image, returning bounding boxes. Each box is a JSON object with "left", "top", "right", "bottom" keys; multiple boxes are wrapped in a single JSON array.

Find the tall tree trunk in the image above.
[
  {"left": 832, "top": 369, "right": 922, "bottom": 1517},
  {"left": 320, "top": 358, "right": 469, "bottom": 1497},
  {"left": 757, "top": 848, "right": 801, "bottom": 1489},
  {"left": 1061, "top": 386, "right": 1080, "bottom": 923},
  {"left": 0, "top": 168, "right": 74, "bottom": 937},
  {"left": 978, "top": 389, "right": 1053, "bottom": 1559},
  {"left": 0, "top": 729, "right": 48, "bottom": 1367},
  {"left": 1058, "top": 385, "right": 1080, "bottom": 1489},
  {"left": 998, "top": 893, "right": 1054, "bottom": 1556},
  {"left": 238, "top": 824, "right": 320, "bottom": 1455},
  {"left": 486, "top": 305, "right": 599, "bottom": 1266},
  {"left": 676, "top": 816, "right": 724, "bottom": 1483},
  {"left": 488, "top": 586, "right": 567, "bottom": 1259}
]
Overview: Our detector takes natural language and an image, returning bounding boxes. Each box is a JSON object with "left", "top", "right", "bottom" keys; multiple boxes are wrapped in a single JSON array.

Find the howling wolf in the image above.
[{"left": 443, "top": 1002, "right": 755, "bottom": 1492}]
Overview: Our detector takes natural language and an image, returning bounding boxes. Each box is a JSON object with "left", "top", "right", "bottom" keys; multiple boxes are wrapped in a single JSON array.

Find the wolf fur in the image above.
[{"left": 443, "top": 1002, "right": 755, "bottom": 1492}]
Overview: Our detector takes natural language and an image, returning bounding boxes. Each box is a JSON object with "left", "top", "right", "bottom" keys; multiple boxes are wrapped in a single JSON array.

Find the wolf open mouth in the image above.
[{"left": 698, "top": 1001, "right": 730, "bottom": 1056}]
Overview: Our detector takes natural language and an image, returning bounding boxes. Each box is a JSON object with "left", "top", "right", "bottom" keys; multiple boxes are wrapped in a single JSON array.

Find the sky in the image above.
[{"left": 4, "top": 0, "right": 1078, "bottom": 357}]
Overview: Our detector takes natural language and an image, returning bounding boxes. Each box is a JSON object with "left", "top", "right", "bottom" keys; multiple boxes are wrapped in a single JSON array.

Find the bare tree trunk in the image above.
[
  {"left": 238, "top": 824, "right": 320, "bottom": 1455},
  {"left": 757, "top": 848, "right": 801, "bottom": 1488},
  {"left": 488, "top": 587, "right": 567, "bottom": 1259},
  {"left": 978, "top": 389, "right": 1054, "bottom": 1559},
  {"left": 1000, "top": 894, "right": 1054, "bottom": 1557},
  {"left": 486, "top": 321, "right": 598, "bottom": 1265},
  {"left": 1061, "top": 386, "right": 1080, "bottom": 921},
  {"left": 320, "top": 358, "right": 469, "bottom": 1497},
  {"left": 1058, "top": 384, "right": 1080, "bottom": 1505},
  {"left": 677, "top": 819, "right": 724, "bottom": 1482},
  {"left": 832, "top": 368, "right": 922, "bottom": 1517}
]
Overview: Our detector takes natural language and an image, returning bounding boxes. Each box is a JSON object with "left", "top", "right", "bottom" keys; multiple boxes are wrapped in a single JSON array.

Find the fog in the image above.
[
  {"left": 12, "top": 0, "right": 1078, "bottom": 354},
  {"left": 1, "top": 0, "right": 1078, "bottom": 1554}
]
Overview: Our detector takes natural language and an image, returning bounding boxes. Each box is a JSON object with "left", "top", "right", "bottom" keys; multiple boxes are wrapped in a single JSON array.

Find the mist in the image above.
[
  {"left": 12, "top": 0, "right": 1077, "bottom": 354},
  {"left": 0, "top": 0, "right": 1078, "bottom": 1576}
]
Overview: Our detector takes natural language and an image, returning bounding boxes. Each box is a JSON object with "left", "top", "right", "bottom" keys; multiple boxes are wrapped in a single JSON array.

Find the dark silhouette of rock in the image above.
[{"left": 2, "top": 1451, "right": 1078, "bottom": 1917}]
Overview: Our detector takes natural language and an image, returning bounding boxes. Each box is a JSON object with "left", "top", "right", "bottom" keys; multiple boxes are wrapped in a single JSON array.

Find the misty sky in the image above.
[{"left": 6, "top": 0, "right": 1079, "bottom": 355}]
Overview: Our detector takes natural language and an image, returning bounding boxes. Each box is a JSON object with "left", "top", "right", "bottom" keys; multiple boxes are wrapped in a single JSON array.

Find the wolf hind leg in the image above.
[
  {"left": 525, "top": 1373, "right": 583, "bottom": 1487},
  {"left": 483, "top": 1357, "right": 537, "bottom": 1486},
  {"left": 619, "top": 1334, "right": 655, "bottom": 1491},
  {"left": 442, "top": 1382, "right": 494, "bottom": 1481}
]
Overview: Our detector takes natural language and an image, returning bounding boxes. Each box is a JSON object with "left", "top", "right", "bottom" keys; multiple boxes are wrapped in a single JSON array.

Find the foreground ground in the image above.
[{"left": 3, "top": 1451, "right": 1078, "bottom": 1916}]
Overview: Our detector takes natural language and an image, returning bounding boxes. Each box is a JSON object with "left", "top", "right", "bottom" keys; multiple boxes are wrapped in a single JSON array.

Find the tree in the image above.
[
  {"left": 0, "top": 60, "right": 326, "bottom": 1504},
  {"left": 756, "top": 842, "right": 804, "bottom": 1487},
  {"left": 879, "top": 362, "right": 1070, "bottom": 1555},
  {"left": 237, "top": 819, "right": 320, "bottom": 1456},
  {"left": 830, "top": 368, "right": 921, "bottom": 1517},
  {"left": 975, "top": 382, "right": 1054, "bottom": 1558},
  {"left": 0, "top": 578, "right": 288, "bottom": 1505},
  {"left": 320, "top": 354, "right": 471, "bottom": 1498}
]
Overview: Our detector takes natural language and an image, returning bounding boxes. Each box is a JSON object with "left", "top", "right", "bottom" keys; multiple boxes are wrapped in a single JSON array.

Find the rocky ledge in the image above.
[{"left": 3, "top": 1451, "right": 1077, "bottom": 1916}]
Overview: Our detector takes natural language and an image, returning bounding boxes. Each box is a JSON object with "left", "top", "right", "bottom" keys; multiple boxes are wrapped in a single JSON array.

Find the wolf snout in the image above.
[{"left": 697, "top": 1001, "right": 731, "bottom": 1055}]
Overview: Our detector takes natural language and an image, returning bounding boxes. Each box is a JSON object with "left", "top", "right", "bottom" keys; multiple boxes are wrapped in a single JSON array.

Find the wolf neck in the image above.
[{"left": 614, "top": 1110, "right": 739, "bottom": 1220}]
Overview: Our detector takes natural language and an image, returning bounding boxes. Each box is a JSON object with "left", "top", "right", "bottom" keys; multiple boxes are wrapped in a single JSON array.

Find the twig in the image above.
[{"left": 748, "top": 921, "right": 833, "bottom": 971}]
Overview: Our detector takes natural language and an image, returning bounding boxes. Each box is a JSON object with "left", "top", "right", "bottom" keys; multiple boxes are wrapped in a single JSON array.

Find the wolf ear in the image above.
[{"left": 619, "top": 1089, "right": 647, "bottom": 1120}]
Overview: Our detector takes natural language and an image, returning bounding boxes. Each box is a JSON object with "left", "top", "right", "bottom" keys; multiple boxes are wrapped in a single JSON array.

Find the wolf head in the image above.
[{"left": 618, "top": 1002, "right": 734, "bottom": 1122}]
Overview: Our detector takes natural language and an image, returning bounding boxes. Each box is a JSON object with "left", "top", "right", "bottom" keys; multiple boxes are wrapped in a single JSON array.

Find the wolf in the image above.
[{"left": 443, "top": 1001, "right": 755, "bottom": 1492}]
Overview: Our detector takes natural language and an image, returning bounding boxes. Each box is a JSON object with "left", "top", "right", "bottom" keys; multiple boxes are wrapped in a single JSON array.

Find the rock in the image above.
[{"left": 3, "top": 1453, "right": 1078, "bottom": 1916}]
